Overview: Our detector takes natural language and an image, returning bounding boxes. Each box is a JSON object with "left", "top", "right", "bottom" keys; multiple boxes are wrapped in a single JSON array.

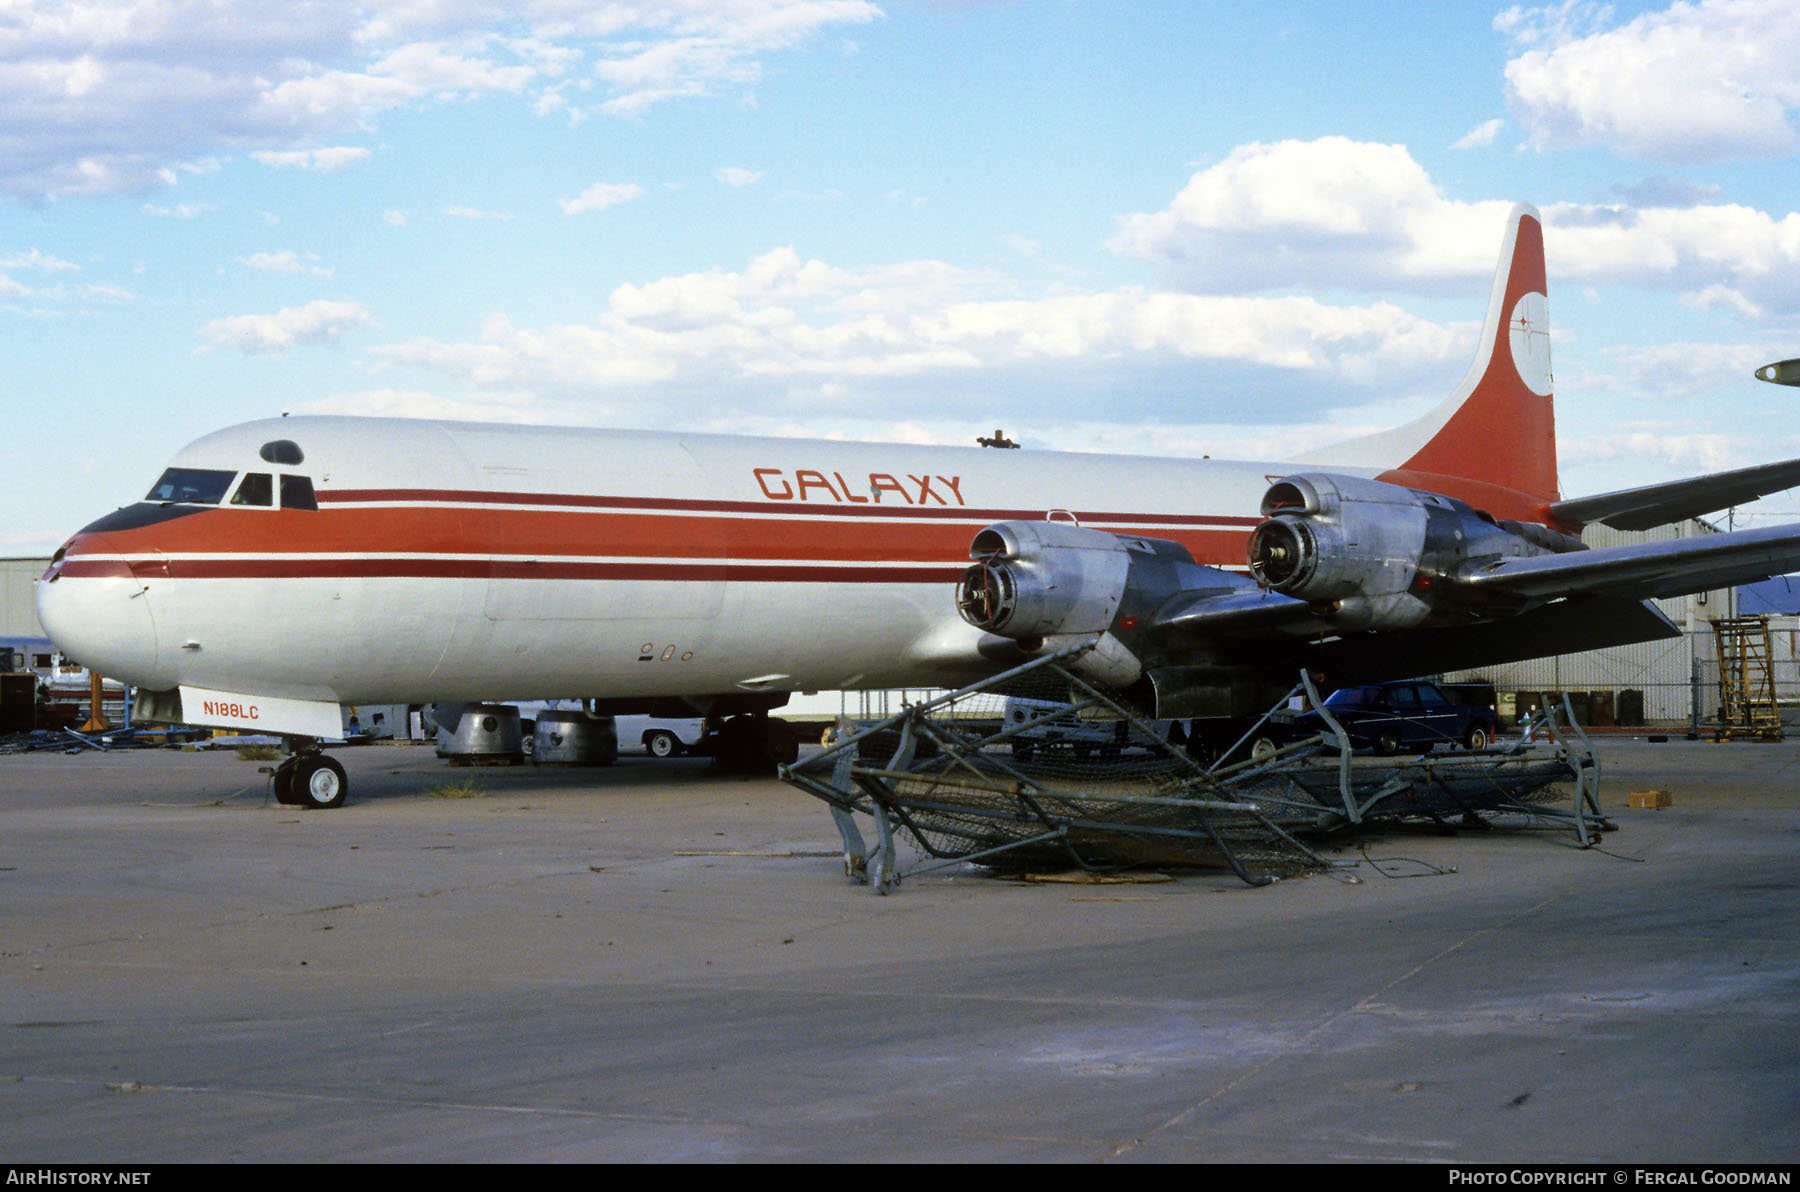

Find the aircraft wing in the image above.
[
  {"left": 1148, "top": 586, "right": 1317, "bottom": 643},
  {"left": 1304, "top": 595, "right": 1681, "bottom": 685},
  {"left": 1454, "top": 522, "right": 1800, "bottom": 603},
  {"left": 1549, "top": 458, "right": 1800, "bottom": 531}
]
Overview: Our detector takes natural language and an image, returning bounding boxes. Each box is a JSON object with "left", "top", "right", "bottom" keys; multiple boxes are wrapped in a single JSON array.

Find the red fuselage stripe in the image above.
[
  {"left": 70, "top": 496, "right": 1267, "bottom": 572},
  {"left": 58, "top": 557, "right": 962, "bottom": 584},
  {"left": 60, "top": 498, "right": 1263, "bottom": 580},
  {"left": 316, "top": 487, "right": 1263, "bottom": 528}
]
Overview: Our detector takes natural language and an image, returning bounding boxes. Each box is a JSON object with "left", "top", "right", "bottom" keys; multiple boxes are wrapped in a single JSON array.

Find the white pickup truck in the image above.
[{"left": 613, "top": 715, "right": 710, "bottom": 758}]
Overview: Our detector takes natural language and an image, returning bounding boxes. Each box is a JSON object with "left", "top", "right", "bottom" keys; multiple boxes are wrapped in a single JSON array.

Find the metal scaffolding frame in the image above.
[{"left": 781, "top": 648, "right": 1610, "bottom": 894}]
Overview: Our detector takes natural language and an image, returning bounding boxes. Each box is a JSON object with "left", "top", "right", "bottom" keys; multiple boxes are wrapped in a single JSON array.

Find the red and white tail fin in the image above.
[{"left": 1302, "top": 203, "right": 1560, "bottom": 525}]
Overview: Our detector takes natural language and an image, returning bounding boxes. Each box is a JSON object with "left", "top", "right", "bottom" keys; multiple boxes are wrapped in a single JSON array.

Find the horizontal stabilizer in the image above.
[
  {"left": 1455, "top": 522, "right": 1800, "bottom": 603},
  {"left": 1550, "top": 458, "right": 1800, "bottom": 531}
]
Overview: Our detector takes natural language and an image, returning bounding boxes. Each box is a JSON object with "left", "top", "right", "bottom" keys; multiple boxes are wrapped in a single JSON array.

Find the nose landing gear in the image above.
[
  {"left": 271, "top": 740, "right": 349, "bottom": 809},
  {"left": 712, "top": 714, "right": 800, "bottom": 776}
]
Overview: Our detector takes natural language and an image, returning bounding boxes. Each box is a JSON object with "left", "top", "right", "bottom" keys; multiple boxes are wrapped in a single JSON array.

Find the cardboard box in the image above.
[{"left": 1629, "top": 789, "right": 1673, "bottom": 809}]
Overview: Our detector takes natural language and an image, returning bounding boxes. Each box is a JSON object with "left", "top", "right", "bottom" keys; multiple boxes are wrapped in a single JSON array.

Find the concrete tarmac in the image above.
[{"left": 2, "top": 736, "right": 1797, "bottom": 1163}]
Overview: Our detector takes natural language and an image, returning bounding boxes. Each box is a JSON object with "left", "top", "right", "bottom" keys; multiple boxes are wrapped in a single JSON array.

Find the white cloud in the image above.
[
  {"left": 251, "top": 147, "right": 372, "bottom": 173},
  {"left": 142, "top": 202, "right": 211, "bottom": 219},
  {"left": 558, "top": 181, "right": 645, "bottom": 214},
  {"left": 0, "top": 249, "right": 78, "bottom": 273},
  {"left": 1451, "top": 118, "right": 1505, "bottom": 150},
  {"left": 0, "top": 247, "right": 133, "bottom": 307},
  {"left": 590, "top": 3, "right": 881, "bottom": 115},
  {"left": 367, "top": 244, "right": 1472, "bottom": 430},
  {"left": 336, "top": 164, "right": 1800, "bottom": 462},
  {"left": 717, "top": 166, "right": 763, "bottom": 187},
  {"left": 0, "top": 1, "right": 885, "bottom": 201},
  {"left": 1541, "top": 201, "right": 1800, "bottom": 309},
  {"left": 197, "top": 299, "right": 376, "bottom": 354},
  {"left": 371, "top": 39, "right": 539, "bottom": 95},
  {"left": 1110, "top": 137, "right": 1800, "bottom": 311},
  {"left": 1563, "top": 429, "right": 1750, "bottom": 474},
  {"left": 1109, "top": 137, "right": 1515, "bottom": 294},
  {"left": 1001, "top": 234, "right": 1040, "bottom": 258},
  {"left": 1593, "top": 339, "right": 1782, "bottom": 400},
  {"left": 443, "top": 205, "right": 514, "bottom": 220},
  {"left": 240, "top": 251, "right": 333, "bottom": 277},
  {"left": 1500, "top": 0, "right": 1800, "bottom": 162},
  {"left": 1608, "top": 176, "right": 1722, "bottom": 208},
  {"left": 1684, "top": 284, "right": 1764, "bottom": 321}
]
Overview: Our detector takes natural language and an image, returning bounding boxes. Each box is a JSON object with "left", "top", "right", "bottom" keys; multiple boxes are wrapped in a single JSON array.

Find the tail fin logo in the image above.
[{"left": 1509, "top": 291, "right": 1552, "bottom": 398}]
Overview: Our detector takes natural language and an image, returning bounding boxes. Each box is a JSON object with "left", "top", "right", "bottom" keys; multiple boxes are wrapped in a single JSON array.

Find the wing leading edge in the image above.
[
  {"left": 1549, "top": 457, "right": 1800, "bottom": 532},
  {"left": 1454, "top": 521, "right": 1800, "bottom": 604}
]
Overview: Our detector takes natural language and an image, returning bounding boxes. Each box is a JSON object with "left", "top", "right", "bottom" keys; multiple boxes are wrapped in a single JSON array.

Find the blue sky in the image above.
[{"left": 7, "top": 0, "right": 1800, "bottom": 553}]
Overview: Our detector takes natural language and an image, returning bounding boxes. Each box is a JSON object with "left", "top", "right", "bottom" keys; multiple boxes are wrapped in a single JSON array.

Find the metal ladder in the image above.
[{"left": 1711, "top": 615, "right": 1784, "bottom": 741}]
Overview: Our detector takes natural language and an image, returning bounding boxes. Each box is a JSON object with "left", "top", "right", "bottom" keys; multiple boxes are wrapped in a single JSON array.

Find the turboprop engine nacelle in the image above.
[
  {"left": 1246, "top": 472, "right": 1581, "bottom": 631},
  {"left": 956, "top": 519, "right": 1206, "bottom": 688}
]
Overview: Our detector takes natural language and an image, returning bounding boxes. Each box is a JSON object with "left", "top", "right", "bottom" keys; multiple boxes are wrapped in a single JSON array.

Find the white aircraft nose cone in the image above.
[{"left": 35, "top": 544, "right": 167, "bottom": 689}]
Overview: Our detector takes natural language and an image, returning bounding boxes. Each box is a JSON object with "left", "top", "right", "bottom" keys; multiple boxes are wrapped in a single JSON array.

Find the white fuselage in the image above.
[{"left": 38, "top": 416, "right": 1347, "bottom": 718}]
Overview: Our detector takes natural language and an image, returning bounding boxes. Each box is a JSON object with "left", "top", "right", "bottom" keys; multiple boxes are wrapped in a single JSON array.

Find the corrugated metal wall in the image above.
[
  {"left": 1464, "top": 629, "right": 1705, "bottom": 722},
  {"left": 1441, "top": 519, "right": 1800, "bottom": 725},
  {"left": 1, "top": 558, "right": 50, "bottom": 638}
]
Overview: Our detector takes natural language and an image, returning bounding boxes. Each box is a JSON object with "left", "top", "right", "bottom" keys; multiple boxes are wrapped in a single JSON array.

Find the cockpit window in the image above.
[
  {"left": 231, "top": 473, "right": 274, "bottom": 507},
  {"left": 280, "top": 475, "right": 318, "bottom": 511},
  {"left": 146, "top": 467, "right": 236, "bottom": 505},
  {"left": 260, "top": 439, "right": 304, "bottom": 465}
]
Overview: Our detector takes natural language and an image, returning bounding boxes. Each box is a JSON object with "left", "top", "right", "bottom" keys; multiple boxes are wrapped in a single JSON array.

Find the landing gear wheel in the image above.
[
  {"left": 769, "top": 718, "right": 800, "bottom": 766},
  {"left": 272, "top": 765, "right": 303, "bottom": 806},
  {"left": 715, "top": 716, "right": 800, "bottom": 775},
  {"left": 646, "top": 730, "right": 679, "bottom": 758},
  {"left": 715, "top": 716, "right": 771, "bottom": 775},
  {"left": 292, "top": 754, "right": 348, "bottom": 809},
  {"left": 1184, "top": 736, "right": 1220, "bottom": 767}
]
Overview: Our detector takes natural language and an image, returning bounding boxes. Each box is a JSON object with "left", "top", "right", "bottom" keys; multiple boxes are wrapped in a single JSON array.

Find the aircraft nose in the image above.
[{"left": 35, "top": 527, "right": 168, "bottom": 689}]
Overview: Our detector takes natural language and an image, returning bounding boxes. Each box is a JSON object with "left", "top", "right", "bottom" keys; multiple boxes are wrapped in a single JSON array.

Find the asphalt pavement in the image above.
[{"left": 2, "top": 736, "right": 1796, "bottom": 1162}]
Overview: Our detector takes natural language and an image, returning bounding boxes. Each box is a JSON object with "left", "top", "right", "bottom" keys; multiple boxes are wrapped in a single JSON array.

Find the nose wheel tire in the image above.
[
  {"left": 713, "top": 715, "right": 800, "bottom": 775},
  {"left": 292, "top": 754, "right": 349, "bottom": 809},
  {"left": 272, "top": 766, "right": 302, "bottom": 806}
]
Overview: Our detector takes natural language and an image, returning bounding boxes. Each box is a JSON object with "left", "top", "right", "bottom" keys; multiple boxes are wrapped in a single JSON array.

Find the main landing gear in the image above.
[
  {"left": 271, "top": 739, "right": 348, "bottom": 810},
  {"left": 711, "top": 714, "right": 800, "bottom": 776}
]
